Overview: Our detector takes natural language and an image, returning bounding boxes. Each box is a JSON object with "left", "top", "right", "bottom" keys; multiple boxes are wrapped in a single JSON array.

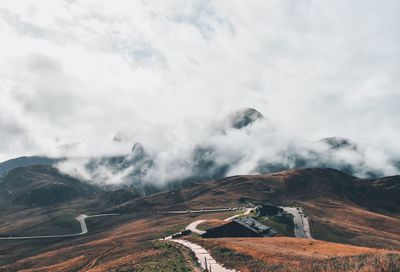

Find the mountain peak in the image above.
[
  {"left": 131, "top": 143, "right": 145, "bottom": 154},
  {"left": 320, "top": 137, "right": 357, "bottom": 150},
  {"left": 230, "top": 108, "right": 264, "bottom": 129}
]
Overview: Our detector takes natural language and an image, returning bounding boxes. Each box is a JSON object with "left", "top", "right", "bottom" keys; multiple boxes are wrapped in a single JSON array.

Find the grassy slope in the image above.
[
  {"left": 128, "top": 241, "right": 199, "bottom": 272},
  {"left": 303, "top": 199, "right": 400, "bottom": 249},
  {"left": 1, "top": 168, "right": 400, "bottom": 271},
  {"left": 189, "top": 237, "right": 400, "bottom": 272},
  {"left": 0, "top": 212, "right": 233, "bottom": 271}
]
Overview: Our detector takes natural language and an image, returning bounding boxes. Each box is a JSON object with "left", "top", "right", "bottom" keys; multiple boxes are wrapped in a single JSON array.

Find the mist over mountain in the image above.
[
  {"left": 27, "top": 108, "right": 390, "bottom": 191},
  {"left": 0, "top": 156, "right": 61, "bottom": 176},
  {"left": 1, "top": 107, "right": 398, "bottom": 191}
]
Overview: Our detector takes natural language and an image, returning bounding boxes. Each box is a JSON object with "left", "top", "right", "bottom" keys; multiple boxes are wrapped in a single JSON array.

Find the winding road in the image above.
[
  {"left": 186, "top": 220, "right": 207, "bottom": 235},
  {"left": 185, "top": 208, "right": 255, "bottom": 236},
  {"left": 281, "top": 207, "right": 312, "bottom": 239},
  {"left": 158, "top": 207, "right": 241, "bottom": 214},
  {"left": 0, "top": 213, "right": 118, "bottom": 240}
]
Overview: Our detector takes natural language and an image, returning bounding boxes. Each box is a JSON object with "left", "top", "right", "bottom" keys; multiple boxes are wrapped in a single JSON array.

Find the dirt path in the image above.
[{"left": 81, "top": 245, "right": 118, "bottom": 271}]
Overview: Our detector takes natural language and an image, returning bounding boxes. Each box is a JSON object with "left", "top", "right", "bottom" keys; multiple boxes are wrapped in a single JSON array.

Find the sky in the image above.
[{"left": 0, "top": 1, "right": 400, "bottom": 181}]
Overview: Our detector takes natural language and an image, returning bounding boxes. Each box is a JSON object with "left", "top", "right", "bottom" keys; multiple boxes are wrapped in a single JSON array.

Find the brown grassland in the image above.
[
  {"left": 190, "top": 237, "right": 400, "bottom": 272},
  {"left": 0, "top": 168, "right": 399, "bottom": 271}
]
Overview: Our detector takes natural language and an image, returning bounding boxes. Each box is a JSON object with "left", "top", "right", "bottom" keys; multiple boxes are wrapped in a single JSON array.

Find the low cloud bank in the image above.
[{"left": 56, "top": 108, "right": 400, "bottom": 190}]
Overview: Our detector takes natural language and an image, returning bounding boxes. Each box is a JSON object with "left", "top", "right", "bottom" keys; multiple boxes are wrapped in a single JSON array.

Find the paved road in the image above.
[
  {"left": 0, "top": 213, "right": 118, "bottom": 240},
  {"left": 186, "top": 220, "right": 207, "bottom": 235},
  {"left": 185, "top": 208, "right": 254, "bottom": 235},
  {"left": 224, "top": 207, "right": 254, "bottom": 222},
  {"left": 158, "top": 207, "right": 241, "bottom": 214},
  {"left": 281, "top": 207, "right": 312, "bottom": 239}
]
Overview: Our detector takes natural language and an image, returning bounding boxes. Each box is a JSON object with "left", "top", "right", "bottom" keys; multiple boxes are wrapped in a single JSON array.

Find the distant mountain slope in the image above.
[
  {"left": 0, "top": 156, "right": 61, "bottom": 176},
  {"left": 0, "top": 165, "right": 99, "bottom": 206},
  {"left": 116, "top": 168, "right": 400, "bottom": 249},
  {"left": 273, "top": 168, "right": 400, "bottom": 213},
  {"left": 119, "top": 168, "right": 400, "bottom": 215}
]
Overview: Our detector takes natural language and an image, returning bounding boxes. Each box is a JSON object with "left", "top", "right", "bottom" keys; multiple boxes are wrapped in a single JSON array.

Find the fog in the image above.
[
  {"left": 1, "top": 1, "right": 400, "bottom": 186},
  {"left": 56, "top": 109, "right": 399, "bottom": 188}
]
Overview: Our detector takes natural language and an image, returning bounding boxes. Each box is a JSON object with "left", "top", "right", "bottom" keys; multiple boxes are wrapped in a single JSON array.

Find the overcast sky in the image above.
[{"left": 0, "top": 0, "right": 400, "bottom": 163}]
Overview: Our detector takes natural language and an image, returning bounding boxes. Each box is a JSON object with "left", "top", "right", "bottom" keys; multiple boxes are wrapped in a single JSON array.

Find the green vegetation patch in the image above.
[
  {"left": 163, "top": 224, "right": 186, "bottom": 237},
  {"left": 131, "top": 241, "right": 199, "bottom": 272},
  {"left": 252, "top": 214, "right": 295, "bottom": 237},
  {"left": 197, "top": 221, "right": 223, "bottom": 231}
]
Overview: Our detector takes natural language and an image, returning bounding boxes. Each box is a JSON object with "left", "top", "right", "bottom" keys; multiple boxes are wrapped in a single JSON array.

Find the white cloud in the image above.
[{"left": 0, "top": 0, "right": 399, "bottom": 181}]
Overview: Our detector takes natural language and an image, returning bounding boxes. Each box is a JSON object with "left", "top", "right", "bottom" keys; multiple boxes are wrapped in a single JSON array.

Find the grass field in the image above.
[
  {"left": 252, "top": 214, "right": 294, "bottom": 237},
  {"left": 189, "top": 237, "right": 400, "bottom": 272},
  {"left": 131, "top": 241, "right": 200, "bottom": 272}
]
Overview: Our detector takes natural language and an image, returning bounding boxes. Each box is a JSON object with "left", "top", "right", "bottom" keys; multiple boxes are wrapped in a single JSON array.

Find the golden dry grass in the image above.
[
  {"left": 303, "top": 199, "right": 400, "bottom": 249},
  {"left": 201, "top": 237, "right": 394, "bottom": 260},
  {"left": 191, "top": 237, "right": 400, "bottom": 272},
  {"left": 0, "top": 212, "right": 232, "bottom": 272}
]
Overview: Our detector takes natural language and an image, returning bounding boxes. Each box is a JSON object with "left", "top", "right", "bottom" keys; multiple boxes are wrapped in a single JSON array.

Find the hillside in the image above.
[
  {"left": 0, "top": 165, "right": 100, "bottom": 206},
  {"left": 190, "top": 237, "right": 400, "bottom": 272},
  {"left": 114, "top": 168, "right": 400, "bottom": 249},
  {"left": 0, "top": 156, "right": 60, "bottom": 176},
  {"left": 0, "top": 167, "right": 399, "bottom": 271},
  {"left": 116, "top": 168, "right": 400, "bottom": 215}
]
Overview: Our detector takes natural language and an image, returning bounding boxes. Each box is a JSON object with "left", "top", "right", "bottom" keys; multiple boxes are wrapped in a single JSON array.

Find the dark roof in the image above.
[
  {"left": 202, "top": 217, "right": 277, "bottom": 238},
  {"left": 233, "top": 217, "right": 272, "bottom": 235}
]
